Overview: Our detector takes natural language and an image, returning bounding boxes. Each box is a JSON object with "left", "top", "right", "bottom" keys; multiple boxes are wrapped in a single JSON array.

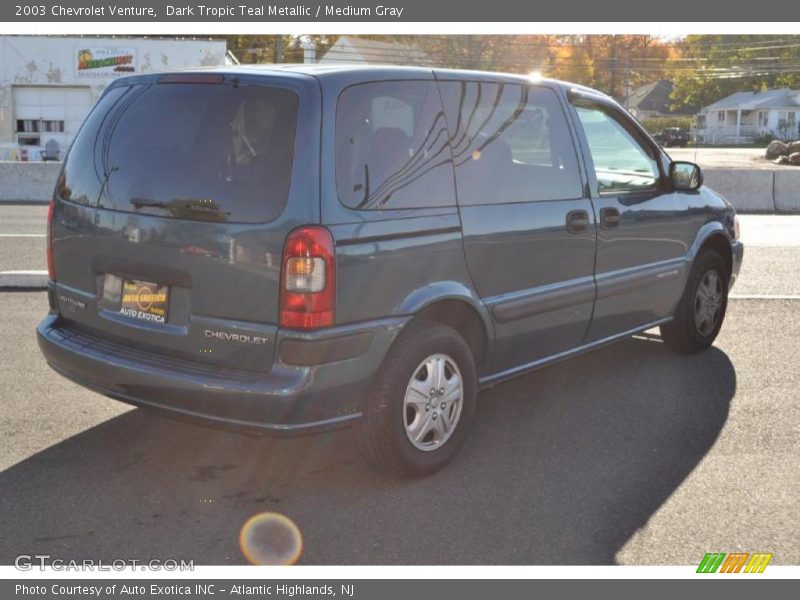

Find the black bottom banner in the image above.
[{"left": 3, "top": 579, "right": 793, "bottom": 600}]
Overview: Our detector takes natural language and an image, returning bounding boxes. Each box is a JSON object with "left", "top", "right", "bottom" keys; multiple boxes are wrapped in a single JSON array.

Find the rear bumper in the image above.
[
  {"left": 730, "top": 240, "right": 744, "bottom": 289},
  {"left": 37, "top": 313, "right": 408, "bottom": 434}
]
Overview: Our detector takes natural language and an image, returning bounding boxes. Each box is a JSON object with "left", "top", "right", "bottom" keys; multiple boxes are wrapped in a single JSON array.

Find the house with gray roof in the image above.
[
  {"left": 621, "top": 79, "right": 696, "bottom": 120},
  {"left": 696, "top": 88, "right": 800, "bottom": 145}
]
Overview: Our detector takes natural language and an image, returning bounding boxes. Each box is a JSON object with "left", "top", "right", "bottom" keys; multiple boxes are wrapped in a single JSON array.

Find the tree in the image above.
[
  {"left": 218, "top": 34, "right": 679, "bottom": 104},
  {"left": 668, "top": 35, "right": 800, "bottom": 109},
  {"left": 409, "top": 35, "right": 553, "bottom": 72},
  {"left": 546, "top": 35, "right": 673, "bottom": 98}
]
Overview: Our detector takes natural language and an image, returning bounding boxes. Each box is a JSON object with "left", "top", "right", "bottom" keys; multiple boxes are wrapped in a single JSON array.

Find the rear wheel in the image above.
[
  {"left": 660, "top": 249, "right": 728, "bottom": 353},
  {"left": 354, "top": 319, "right": 477, "bottom": 477}
]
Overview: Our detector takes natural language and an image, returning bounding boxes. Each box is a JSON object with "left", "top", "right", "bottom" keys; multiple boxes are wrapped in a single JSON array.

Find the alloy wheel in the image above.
[
  {"left": 402, "top": 353, "right": 464, "bottom": 451},
  {"left": 694, "top": 269, "right": 723, "bottom": 336}
]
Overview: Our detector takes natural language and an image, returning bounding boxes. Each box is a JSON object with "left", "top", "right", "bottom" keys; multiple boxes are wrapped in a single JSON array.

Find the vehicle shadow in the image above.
[{"left": 0, "top": 334, "right": 735, "bottom": 565}]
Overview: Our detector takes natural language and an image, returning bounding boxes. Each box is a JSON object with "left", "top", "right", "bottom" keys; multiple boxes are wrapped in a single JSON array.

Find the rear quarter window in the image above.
[
  {"left": 60, "top": 82, "right": 299, "bottom": 223},
  {"left": 335, "top": 80, "right": 457, "bottom": 210}
]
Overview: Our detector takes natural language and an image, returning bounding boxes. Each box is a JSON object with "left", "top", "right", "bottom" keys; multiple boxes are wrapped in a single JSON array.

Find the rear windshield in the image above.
[{"left": 58, "top": 82, "right": 299, "bottom": 223}]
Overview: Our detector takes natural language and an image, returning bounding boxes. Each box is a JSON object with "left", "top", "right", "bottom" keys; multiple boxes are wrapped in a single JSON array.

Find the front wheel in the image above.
[
  {"left": 354, "top": 319, "right": 478, "bottom": 477},
  {"left": 660, "top": 249, "right": 728, "bottom": 353}
]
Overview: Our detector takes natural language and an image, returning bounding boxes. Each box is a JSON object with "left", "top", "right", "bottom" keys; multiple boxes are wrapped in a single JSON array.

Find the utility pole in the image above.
[
  {"left": 274, "top": 35, "right": 284, "bottom": 63},
  {"left": 608, "top": 35, "right": 618, "bottom": 98},
  {"left": 301, "top": 36, "right": 317, "bottom": 64},
  {"left": 622, "top": 55, "right": 630, "bottom": 106}
]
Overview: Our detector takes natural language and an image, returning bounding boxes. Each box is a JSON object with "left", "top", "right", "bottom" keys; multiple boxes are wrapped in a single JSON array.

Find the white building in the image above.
[
  {"left": 319, "top": 36, "right": 430, "bottom": 66},
  {"left": 0, "top": 36, "right": 229, "bottom": 159},
  {"left": 696, "top": 88, "right": 800, "bottom": 145}
]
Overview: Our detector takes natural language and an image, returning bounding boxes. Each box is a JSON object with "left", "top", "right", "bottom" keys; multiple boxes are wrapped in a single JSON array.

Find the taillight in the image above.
[
  {"left": 279, "top": 226, "right": 335, "bottom": 329},
  {"left": 46, "top": 198, "right": 55, "bottom": 281}
]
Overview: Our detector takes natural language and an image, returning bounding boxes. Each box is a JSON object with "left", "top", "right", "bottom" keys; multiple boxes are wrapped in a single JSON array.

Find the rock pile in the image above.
[{"left": 766, "top": 140, "right": 800, "bottom": 165}]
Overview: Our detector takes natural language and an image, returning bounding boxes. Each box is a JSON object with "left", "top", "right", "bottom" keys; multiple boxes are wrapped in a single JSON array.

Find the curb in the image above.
[
  {"left": 0, "top": 270, "right": 48, "bottom": 289},
  {"left": 0, "top": 199, "right": 50, "bottom": 205}
]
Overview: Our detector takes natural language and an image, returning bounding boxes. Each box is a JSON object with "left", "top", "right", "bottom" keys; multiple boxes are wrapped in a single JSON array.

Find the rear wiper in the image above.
[
  {"left": 129, "top": 197, "right": 232, "bottom": 219},
  {"left": 130, "top": 198, "right": 168, "bottom": 209}
]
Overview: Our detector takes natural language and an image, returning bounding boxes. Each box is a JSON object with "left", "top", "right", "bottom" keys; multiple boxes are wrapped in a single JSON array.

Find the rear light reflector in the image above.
[
  {"left": 157, "top": 74, "right": 225, "bottom": 84},
  {"left": 279, "top": 226, "right": 335, "bottom": 329},
  {"left": 46, "top": 198, "right": 55, "bottom": 281}
]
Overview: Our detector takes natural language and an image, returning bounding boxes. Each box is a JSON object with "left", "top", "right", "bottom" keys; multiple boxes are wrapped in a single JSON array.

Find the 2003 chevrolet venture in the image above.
[{"left": 38, "top": 65, "right": 743, "bottom": 476}]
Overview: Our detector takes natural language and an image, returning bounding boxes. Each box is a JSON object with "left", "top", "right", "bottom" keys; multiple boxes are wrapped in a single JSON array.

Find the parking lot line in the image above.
[{"left": 730, "top": 294, "right": 800, "bottom": 299}]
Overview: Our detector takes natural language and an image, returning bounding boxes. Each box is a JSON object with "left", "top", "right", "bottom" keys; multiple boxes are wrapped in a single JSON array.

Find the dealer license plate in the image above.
[{"left": 119, "top": 279, "right": 169, "bottom": 324}]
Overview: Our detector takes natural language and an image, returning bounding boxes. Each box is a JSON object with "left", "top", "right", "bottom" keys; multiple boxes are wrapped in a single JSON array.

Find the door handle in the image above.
[
  {"left": 600, "top": 207, "right": 621, "bottom": 229},
  {"left": 566, "top": 209, "right": 589, "bottom": 234}
]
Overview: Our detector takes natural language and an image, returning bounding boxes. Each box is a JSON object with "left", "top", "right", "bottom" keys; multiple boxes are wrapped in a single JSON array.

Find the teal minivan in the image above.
[{"left": 38, "top": 65, "right": 743, "bottom": 476}]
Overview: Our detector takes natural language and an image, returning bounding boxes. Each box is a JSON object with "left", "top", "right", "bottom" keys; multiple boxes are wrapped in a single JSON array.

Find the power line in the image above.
[
  {"left": 293, "top": 37, "right": 800, "bottom": 66},
  {"left": 317, "top": 47, "right": 800, "bottom": 75},
  {"left": 319, "top": 51, "right": 800, "bottom": 71},
  {"left": 228, "top": 36, "right": 800, "bottom": 97},
  {"left": 236, "top": 35, "right": 800, "bottom": 56}
]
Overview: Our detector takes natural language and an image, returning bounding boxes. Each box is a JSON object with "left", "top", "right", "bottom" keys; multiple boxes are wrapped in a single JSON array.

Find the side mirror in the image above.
[{"left": 670, "top": 161, "right": 703, "bottom": 191}]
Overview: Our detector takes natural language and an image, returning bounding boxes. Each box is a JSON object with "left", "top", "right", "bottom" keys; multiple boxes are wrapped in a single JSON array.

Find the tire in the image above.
[
  {"left": 660, "top": 249, "right": 729, "bottom": 354},
  {"left": 354, "top": 319, "right": 478, "bottom": 477}
]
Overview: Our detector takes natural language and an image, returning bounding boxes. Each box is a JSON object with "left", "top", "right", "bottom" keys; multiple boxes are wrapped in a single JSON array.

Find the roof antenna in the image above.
[{"left": 693, "top": 74, "right": 703, "bottom": 166}]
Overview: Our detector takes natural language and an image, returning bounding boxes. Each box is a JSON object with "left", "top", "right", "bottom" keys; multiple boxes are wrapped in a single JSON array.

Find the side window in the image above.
[
  {"left": 575, "top": 105, "right": 660, "bottom": 194},
  {"left": 335, "top": 81, "right": 456, "bottom": 210},
  {"left": 438, "top": 81, "right": 583, "bottom": 205}
]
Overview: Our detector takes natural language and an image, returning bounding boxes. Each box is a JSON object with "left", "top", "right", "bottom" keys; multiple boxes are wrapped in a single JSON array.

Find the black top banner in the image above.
[{"left": 4, "top": 0, "right": 800, "bottom": 22}]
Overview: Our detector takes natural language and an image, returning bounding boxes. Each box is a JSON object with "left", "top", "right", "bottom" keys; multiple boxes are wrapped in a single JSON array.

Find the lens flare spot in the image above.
[{"left": 239, "top": 512, "right": 303, "bottom": 565}]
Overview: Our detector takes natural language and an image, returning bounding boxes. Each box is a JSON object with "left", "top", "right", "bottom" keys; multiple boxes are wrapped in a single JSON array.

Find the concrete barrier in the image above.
[
  {"left": 0, "top": 161, "right": 798, "bottom": 213},
  {"left": 0, "top": 161, "right": 61, "bottom": 203},
  {"left": 773, "top": 170, "right": 800, "bottom": 213},
  {"left": 702, "top": 169, "right": 776, "bottom": 213},
  {"left": 0, "top": 270, "right": 48, "bottom": 289}
]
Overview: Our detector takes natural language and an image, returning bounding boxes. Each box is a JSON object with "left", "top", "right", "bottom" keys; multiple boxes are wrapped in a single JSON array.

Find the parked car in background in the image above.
[
  {"left": 38, "top": 66, "right": 743, "bottom": 477},
  {"left": 654, "top": 127, "right": 690, "bottom": 147}
]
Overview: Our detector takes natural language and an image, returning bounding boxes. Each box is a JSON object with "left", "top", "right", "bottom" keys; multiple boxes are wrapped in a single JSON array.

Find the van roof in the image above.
[
  {"left": 225, "top": 63, "right": 522, "bottom": 78},
  {"left": 220, "top": 63, "right": 579, "bottom": 87},
  {"left": 113, "top": 63, "right": 609, "bottom": 99}
]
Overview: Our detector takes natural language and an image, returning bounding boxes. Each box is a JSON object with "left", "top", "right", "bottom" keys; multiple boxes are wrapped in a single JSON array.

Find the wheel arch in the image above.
[
  {"left": 396, "top": 282, "right": 494, "bottom": 373},
  {"left": 690, "top": 222, "right": 733, "bottom": 280}
]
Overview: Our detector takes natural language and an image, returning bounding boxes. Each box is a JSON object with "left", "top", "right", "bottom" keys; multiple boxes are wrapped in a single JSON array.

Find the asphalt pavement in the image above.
[
  {"left": 0, "top": 206, "right": 797, "bottom": 565},
  {"left": 0, "top": 204, "right": 47, "bottom": 272}
]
